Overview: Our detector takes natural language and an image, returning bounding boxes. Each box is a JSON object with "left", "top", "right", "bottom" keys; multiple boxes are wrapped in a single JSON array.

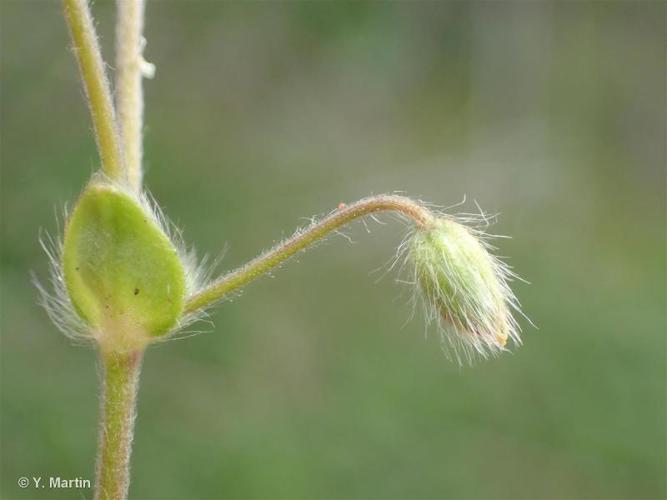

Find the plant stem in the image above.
[
  {"left": 95, "top": 349, "right": 144, "bottom": 500},
  {"left": 115, "top": 0, "right": 149, "bottom": 192},
  {"left": 184, "top": 194, "right": 435, "bottom": 314},
  {"left": 63, "top": 0, "right": 124, "bottom": 181}
]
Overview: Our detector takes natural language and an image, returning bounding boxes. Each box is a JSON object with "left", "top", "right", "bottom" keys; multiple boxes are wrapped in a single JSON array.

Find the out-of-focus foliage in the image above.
[{"left": 1, "top": 2, "right": 664, "bottom": 499}]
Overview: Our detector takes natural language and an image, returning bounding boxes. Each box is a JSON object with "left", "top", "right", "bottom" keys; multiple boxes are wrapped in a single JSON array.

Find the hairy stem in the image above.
[
  {"left": 185, "top": 194, "right": 435, "bottom": 314},
  {"left": 115, "top": 0, "right": 149, "bottom": 192},
  {"left": 63, "top": 0, "right": 124, "bottom": 181},
  {"left": 95, "top": 350, "right": 143, "bottom": 500}
]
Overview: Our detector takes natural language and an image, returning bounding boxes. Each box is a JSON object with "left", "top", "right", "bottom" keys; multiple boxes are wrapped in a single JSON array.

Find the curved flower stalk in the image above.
[
  {"left": 39, "top": 1, "right": 528, "bottom": 499},
  {"left": 181, "top": 196, "right": 524, "bottom": 363}
]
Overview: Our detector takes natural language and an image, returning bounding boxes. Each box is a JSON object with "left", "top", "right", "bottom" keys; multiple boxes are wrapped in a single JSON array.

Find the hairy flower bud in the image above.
[
  {"left": 61, "top": 180, "right": 186, "bottom": 352},
  {"left": 409, "top": 216, "right": 521, "bottom": 361}
]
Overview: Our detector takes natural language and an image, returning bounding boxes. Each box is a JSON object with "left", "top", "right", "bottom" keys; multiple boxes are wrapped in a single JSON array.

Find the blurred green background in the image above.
[{"left": 1, "top": 2, "right": 665, "bottom": 499}]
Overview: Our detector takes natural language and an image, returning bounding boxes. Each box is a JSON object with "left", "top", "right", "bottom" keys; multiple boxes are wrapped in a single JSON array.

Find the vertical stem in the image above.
[
  {"left": 95, "top": 350, "right": 144, "bottom": 500},
  {"left": 115, "top": 0, "right": 148, "bottom": 192},
  {"left": 63, "top": 0, "right": 124, "bottom": 181}
]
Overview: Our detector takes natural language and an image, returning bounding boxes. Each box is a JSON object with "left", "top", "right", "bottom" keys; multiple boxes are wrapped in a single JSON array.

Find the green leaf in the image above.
[{"left": 63, "top": 183, "right": 185, "bottom": 350}]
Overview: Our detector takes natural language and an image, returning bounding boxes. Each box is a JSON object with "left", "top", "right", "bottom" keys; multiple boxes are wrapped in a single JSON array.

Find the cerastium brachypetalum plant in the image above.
[{"left": 37, "top": 1, "right": 528, "bottom": 499}]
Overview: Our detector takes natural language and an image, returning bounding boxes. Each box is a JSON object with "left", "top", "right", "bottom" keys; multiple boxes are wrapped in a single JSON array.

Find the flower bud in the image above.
[
  {"left": 62, "top": 181, "right": 186, "bottom": 352},
  {"left": 409, "top": 217, "right": 520, "bottom": 361}
]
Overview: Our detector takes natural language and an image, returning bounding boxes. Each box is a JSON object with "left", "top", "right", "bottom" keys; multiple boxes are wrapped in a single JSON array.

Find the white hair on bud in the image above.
[{"left": 398, "top": 206, "right": 526, "bottom": 365}]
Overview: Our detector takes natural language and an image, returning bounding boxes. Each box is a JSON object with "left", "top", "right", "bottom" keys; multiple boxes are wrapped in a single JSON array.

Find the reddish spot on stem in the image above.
[{"left": 338, "top": 202, "right": 346, "bottom": 210}]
